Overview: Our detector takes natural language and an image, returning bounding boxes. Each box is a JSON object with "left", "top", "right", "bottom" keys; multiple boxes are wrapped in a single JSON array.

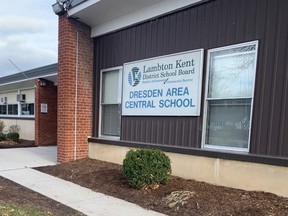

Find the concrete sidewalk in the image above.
[{"left": 0, "top": 147, "right": 165, "bottom": 216}]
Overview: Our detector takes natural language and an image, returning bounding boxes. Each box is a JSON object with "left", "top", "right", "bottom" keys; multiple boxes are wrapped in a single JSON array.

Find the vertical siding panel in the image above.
[
  {"left": 150, "top": 21, "right": 158, "bottom": 57},
  {"left": 111, "top": 34, "right": 116, "bottom": 66},
  {"left": 121, "top": 117, "right": 127, "bottom": 141},
  {"left": 125, "top": 28, "right": 132, "bottom": 61},
  {"left": 174, "top": 119, "right": 179, "bottom": 147},
  {"left": 182, "top": 9, "right": 191, "bottom": 50},
  {"left": 134, "top": 25, "right": 142, "bottom": 60},
  {"left": 281, "top": 50, "right": 288, "bottom": 156},
  {"left": 196, "top": 118, "right": 203, "bottom": 148},
  {"left": 217, "top": 0, "right": 229, "bottom": 45},
  {"left": 139, "top": 118, "right": 145, "bottom": 143},
  {"left": 152, "top": 117, "right": 158, "bottom": 144},
  {"left": 145, "top": 22, "right": 152, "bottom": 57},
  {"left": 156, "top": 118, "right": 162, "bottom": 144},
  {"left": 128, "top": 118, "right": 133, "bottom": 141},
  {"left": 119, "top": 30, "right": 126, "bottom": 64},
  {"left": 145, "top": 118, "right": 151, "bottom": 143},
  {"left": 186, "top": 119, "right": 193, "bottom": 148},
  {"left": 175, "top": 11, "right": 185, "bottom": 51},
  {"left": 250, "top": 0, "right": 268, "bottom": 154},
  {"left": 202, "top": 2, "right": 211, "bottom": 48},
  {"left": 156, "top": 18, "right": 164, "bottom": 56},
  {"left": 267, "top": 0, "right": 282, "bottom": 156},
  {"left": 168, "top": 13, "right": 177, "bottom": 54},
  {"left": 208, "top": 0, "right": 220, "bottom": 48},
  {"left": 162, "top": 118, "right": 170, "bottom": 145},
  {"left": 182, "top": 119, "right": 189, "bottom": 147},
  {"left": 130, "top": 28, "right": 137, "bottom": 61},
  {"left": 235, "top": 0, "right": 247, "bottom": 42},
  {"left": 162, "top": 16, "right": 170, "bottom": 55},
  {"left": 274, "top": 0, "right": 288, "bottom": 157},
  {"left": 259, "top": 0, "right": 279, "bottom": 155},
  {"left": 189, "top": 4, "right": 199, "bottom": 48},
  {"left": 244, "top": 0, "right": 257, "bottom": 41},
  {"left": 225, "top": 0, "right": 237, "bottom": 44},
  {"left": 139, "top": 24, "right": 147, "bottom": 58},
  {"left": 168, "top": 119, "right": 174, "bottom": 146},
  {"left": 131, "top": 118, "right": 137, "bottom": 142},
  {"left": 197, "top": 3, "right": 206, "bottom": 46}
]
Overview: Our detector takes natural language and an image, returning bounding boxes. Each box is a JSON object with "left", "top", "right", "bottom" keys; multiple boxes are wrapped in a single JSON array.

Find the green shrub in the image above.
[
  {"left": 6, "top": 132, "right": 20, "bottom": 142},
  {"left": 0, "top": 133, "right": 6, "bottom": 141},
  {"left": 123, "top": 148, "right": 172, "bottom": 189},
  {"left": 0, "top": 120, "right": 5, "bottom": 133},
  {"left": 8, "top": 124, "right": 21, "bottom": 133}
]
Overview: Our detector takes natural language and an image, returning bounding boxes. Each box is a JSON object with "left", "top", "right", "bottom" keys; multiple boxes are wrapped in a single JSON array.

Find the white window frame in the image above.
[
  {"left": 19, "top": 88, "right": 35, "bottom": 118},
  {"left": 0, "top": 88, "right": 35, "bottom": 119},
  {"left": 202, "top": 41, "right": 259, "bottom": 152},
  {"left": 20, "top": 102, "right": 35, "bottom": 116},
  {"left": 99, "top": 66, "right": 123, "bottom": 139},
  {"left": 7, "top": 103, "right": 19, "bottom": 116}
]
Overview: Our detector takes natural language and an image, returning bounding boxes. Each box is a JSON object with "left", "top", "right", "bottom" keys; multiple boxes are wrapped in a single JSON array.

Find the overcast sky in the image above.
[{"left": 0, "top": 0, "right": 58, "bottom": 77}]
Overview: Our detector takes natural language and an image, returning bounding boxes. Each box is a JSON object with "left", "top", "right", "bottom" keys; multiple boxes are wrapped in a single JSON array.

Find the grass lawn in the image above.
[{"left": 0, "top": 201, "right": 51, "bottom": 216}]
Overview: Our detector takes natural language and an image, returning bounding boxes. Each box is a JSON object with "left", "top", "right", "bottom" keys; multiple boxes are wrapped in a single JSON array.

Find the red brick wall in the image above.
[
  {"left": 57, "top": 15, "right": 94, "bottom": 163},
  {"left": 35, "top": 79, "right": 57, "bottom": 146}
]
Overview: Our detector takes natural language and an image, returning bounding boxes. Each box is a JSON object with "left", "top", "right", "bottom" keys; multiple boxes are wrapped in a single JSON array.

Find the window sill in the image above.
[
  {"left": 0, "top": 116, "right": 35, "bottom": 120},
  {"left": 98, "top": 135, "right": 120, "bottom": 141},
  {"left": 204, "top": 144, "right": 249, "bottom": 153}
]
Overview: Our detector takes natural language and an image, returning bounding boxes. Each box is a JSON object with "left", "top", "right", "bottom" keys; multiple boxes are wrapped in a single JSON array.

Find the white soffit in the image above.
[{"left": 68, "top": 0, "right": 206, "bottom": 37}]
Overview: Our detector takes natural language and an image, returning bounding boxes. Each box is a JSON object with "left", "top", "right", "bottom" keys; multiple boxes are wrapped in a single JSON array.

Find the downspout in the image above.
[{"left": 74, "top": 31, "right": 79, "bottom": 161}]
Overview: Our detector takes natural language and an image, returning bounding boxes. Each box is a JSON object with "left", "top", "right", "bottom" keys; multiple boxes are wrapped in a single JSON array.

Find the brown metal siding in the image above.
[{"left": 93, "top": 0, "right": 288, "bottom": 158}]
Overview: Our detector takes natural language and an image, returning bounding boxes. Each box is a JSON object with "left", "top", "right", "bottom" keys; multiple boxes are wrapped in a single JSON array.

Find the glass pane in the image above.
[
  {"left": 101, "top": 104, "right": 120, "bottom": 136},
  {"left": 28, "top": 103, "right": 34, "bottom": 115},
  {"left": 102, "top": 70, "right": 119, "bottom": 104},
  {"left": 205, "top": 99, "right": 251, "bottom": 149},
  {"left": 0, "top": 105, "right": 7, "bottom": 115},
  {"left": 208, "top": 45, "right": 256, "bottom": 98},
  {"left": 8, "top": 104, "right": 18, "bottom": 115},
  {"left": 21, "top": 103, "right": 34, "bottom": 115}
]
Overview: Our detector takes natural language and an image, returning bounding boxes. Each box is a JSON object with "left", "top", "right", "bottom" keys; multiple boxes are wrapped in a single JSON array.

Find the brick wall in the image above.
[
  {"left": 57, "top": 15, "right": 94, "bottom": 163},
  {"left": 35, "top": 79, "right": 57, "bottom": 146}
]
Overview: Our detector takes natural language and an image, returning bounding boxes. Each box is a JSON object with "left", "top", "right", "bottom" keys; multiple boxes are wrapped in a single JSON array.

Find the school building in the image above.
[
  {"left": 54, "top": 0, "right": 288, "bottom": 197},
  {"left": 0, "top": 64, "right": 57, "bottom": 145}
]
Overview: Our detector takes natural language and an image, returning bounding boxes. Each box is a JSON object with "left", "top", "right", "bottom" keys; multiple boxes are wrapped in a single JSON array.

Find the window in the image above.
[
  {"left": 100, "top": 67, "right": 122, "bottom": 137},
  {"left": 203, "top": 41, "right": 258, "bottom": 151},
  {"left": 0, "top": 105, "right": 7, "bottom": 115},
  {"left": 8, "top": 104, "right": 18, "bottom": 115},
  {"left": 21, "top": 103, "right": 34, "bottom": 116}
]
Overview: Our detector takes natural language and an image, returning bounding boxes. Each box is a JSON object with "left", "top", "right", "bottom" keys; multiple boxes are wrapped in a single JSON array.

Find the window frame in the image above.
[
  {"left": 98, "top": 66, "right": 123, "bottom": 139},
  {"left": 0, "top": 104, "right": 7, "bottom": 115},
  {"left": 202, "top": 41, "right": 259, "bottom": 152},
  {"left": 0, "top": 88, "right": 35, "bottom": 119},
  {"left": 20, "top": 102, "right": 35, "bottom": 116},
  {"left": 7, "top": 103, "right": 19, "bottom": 116}
]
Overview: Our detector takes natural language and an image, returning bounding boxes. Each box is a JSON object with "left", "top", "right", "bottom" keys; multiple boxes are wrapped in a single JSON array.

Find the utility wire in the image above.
[
  {"left": 8, "top": 59, "right": 37, "bottom": 88},
  {"left": 8, "top": 59, "right": 29, "bottom": 80}
]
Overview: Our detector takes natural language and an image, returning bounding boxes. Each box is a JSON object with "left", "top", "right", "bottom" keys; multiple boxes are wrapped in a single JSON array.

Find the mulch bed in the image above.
[
  {"left": 0, "top": 139, "right": 35, "bottom": 148},
  {"left": 36, "top": 158, "right": 288, "bottom": 216},
  {"left": 0, "top": 177, "right": 85, "bottom": 216}
]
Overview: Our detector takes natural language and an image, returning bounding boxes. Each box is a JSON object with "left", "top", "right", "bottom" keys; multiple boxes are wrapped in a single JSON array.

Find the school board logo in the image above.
[{"left": 128, "top": 67, "right": 141, "bottom": 87}]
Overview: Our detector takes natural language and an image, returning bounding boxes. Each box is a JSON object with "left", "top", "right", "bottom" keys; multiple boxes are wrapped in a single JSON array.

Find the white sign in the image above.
[
  {"left": 122, "top": 49, "right": 204, "bottom": 116},
  {"left": 41, "top": 103, "right": 48, "bottom": 114}
]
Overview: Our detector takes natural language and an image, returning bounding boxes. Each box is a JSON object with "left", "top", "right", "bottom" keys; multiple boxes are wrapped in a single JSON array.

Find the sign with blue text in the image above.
[{"left": 122, "top": 49, "right": 204, "bottom": 116}]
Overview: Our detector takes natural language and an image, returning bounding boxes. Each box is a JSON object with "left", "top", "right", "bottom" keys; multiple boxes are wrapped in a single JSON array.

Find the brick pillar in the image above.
[
  {"left": 57, "top": 15, "right": 93, "bottom": 163},
  {"left": 35, "top": 79, "right": 57, "bottom": 146}
]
